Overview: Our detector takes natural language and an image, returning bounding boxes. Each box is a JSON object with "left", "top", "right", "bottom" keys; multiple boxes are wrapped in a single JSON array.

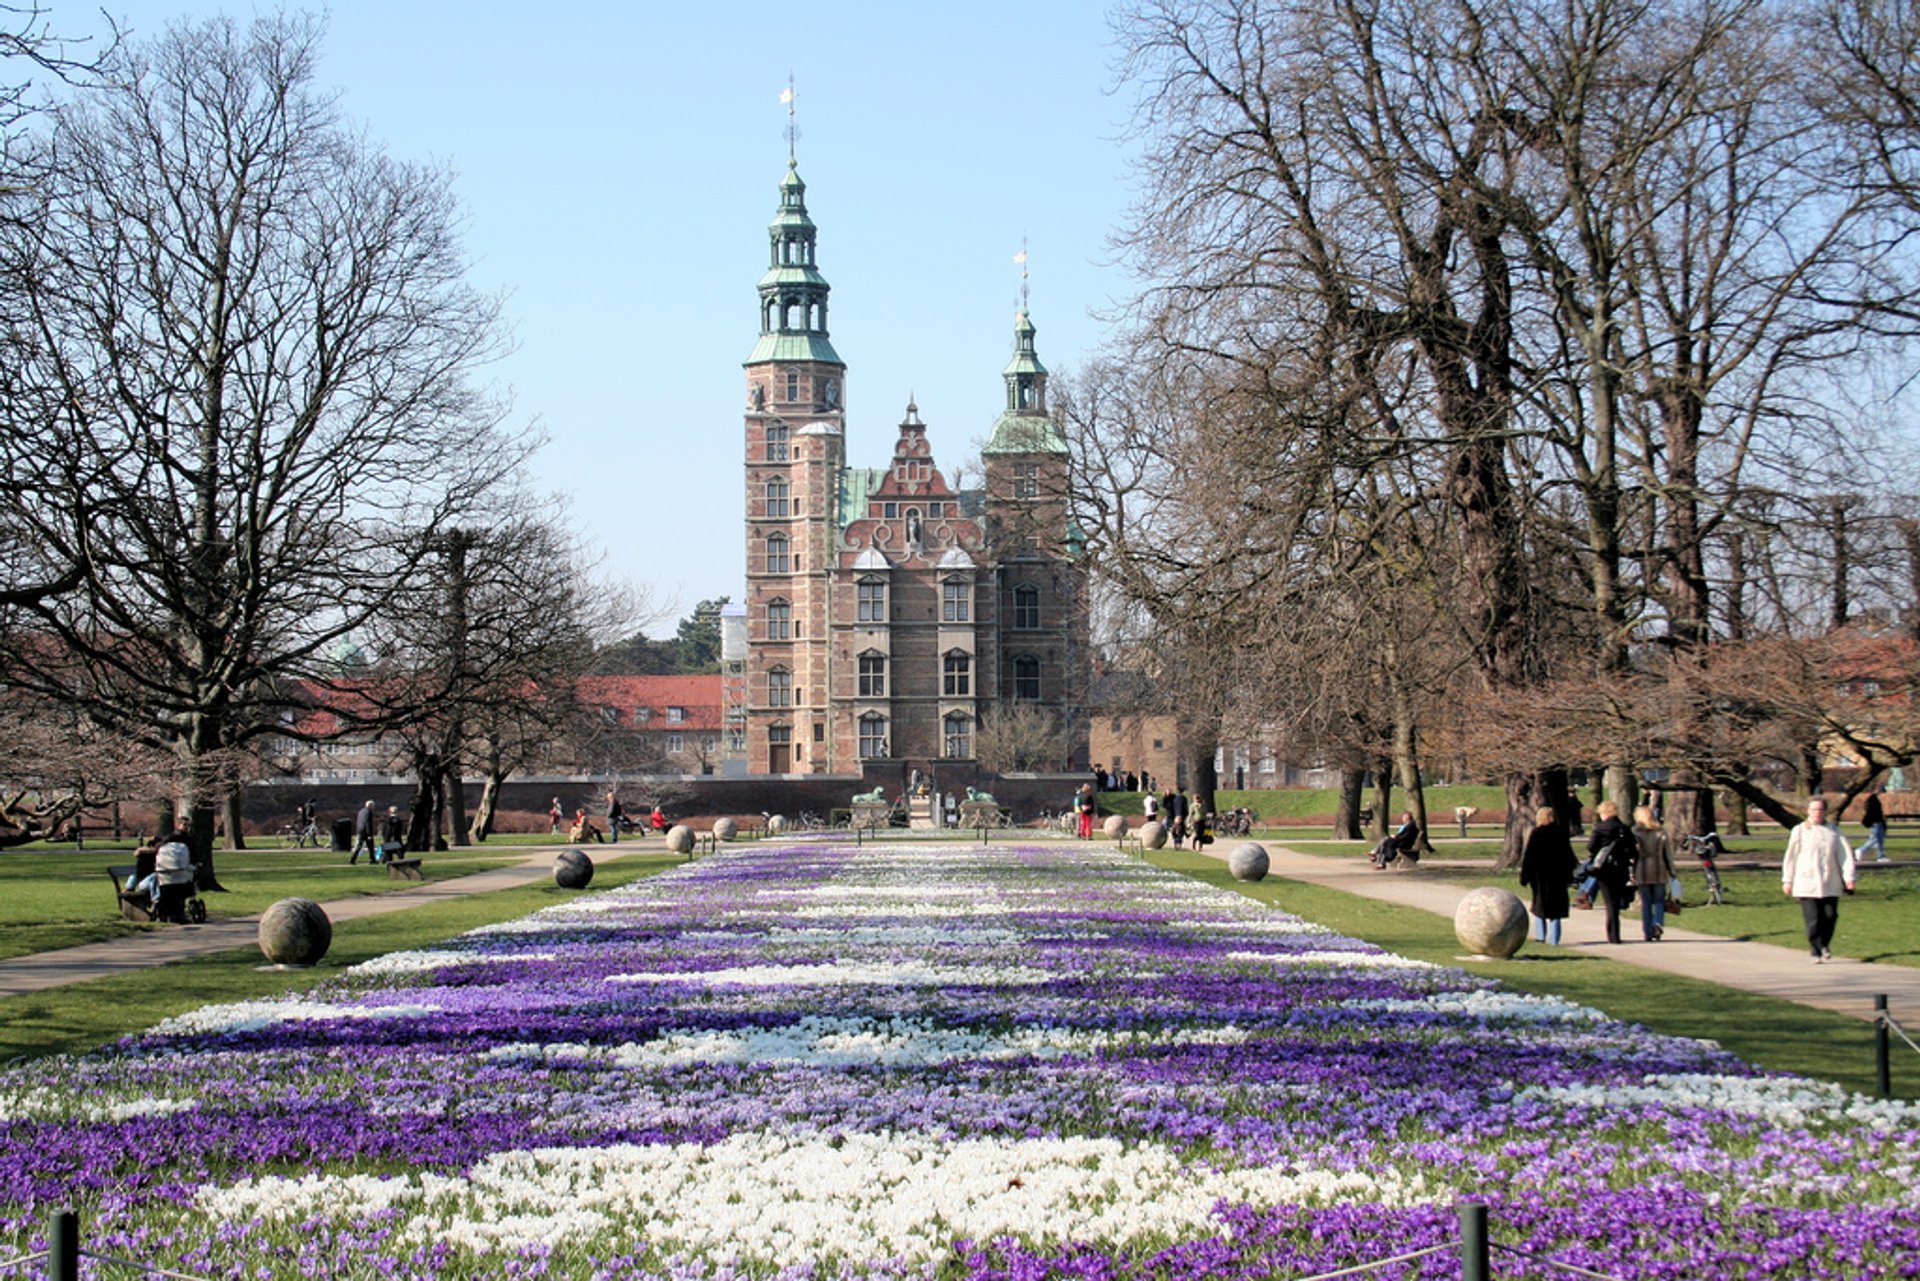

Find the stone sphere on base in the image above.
[
  {"left": 554, "top": 848, "right": 594, "bottom": 890},
  {"left": 766, "top": 814, "right": 787, "bottom": 835},
  {"left": 257, "top": 898, "right": 332, "bottom": 966},
  {"left": 1102, "top": 814, "right": 1127, "bottom": 840},
  {"left": 1454, "top": 886, "right": 1529, "bottom": 958},
  {"left": 1139, "top": 820, "right": 1168, "bottom": 849},
  {"left": 665, "top": 824, "right": 695, "bottom": 854},
  {"left": 713, "top": 817, "right": 738, "bottom": 841},
  {"left": 1227, "top": 842, "right": 1270, "bottom": 882}
]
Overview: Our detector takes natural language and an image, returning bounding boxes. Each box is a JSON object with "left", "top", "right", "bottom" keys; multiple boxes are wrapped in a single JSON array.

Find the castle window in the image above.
[
  {"left": 858, "top": 653, "right": 886, "bottom": 698},
  {"left": 1013, "top": 585, "right": 1040, "bottom": 630},
  {"left": 944, "top": 713, "right": 971, "bottom": 759},
  {"left": 943, "top": 652, "right": 971, "bottom": 697},
  {"left": 785, "top": 370, "right": 801, "bottom": 401},
  {"left": 766, "top": 598, "right": 791, "bottom": 640},
  {"left": 1013, "top": 656, "right": 1041, "bottom": 702},
  {"left": 883, "top": 502, "right": 897, "bottom": 519},
  {"left": 1014, "top": 463, "right": 1039, "bottom": 499},
  {"left": 859, "top": 715, "right": 889, "bottom": 759},
  {"left": 765, "top": 477, "right": 789, "bottom": 518},
  {"left": 942, "top": 580, "right": 970, "bottom": 623},
  {"left": 768, "top": 668, "right": 792, "bottom": 708},
  {"left": 766, "top": 423, "right": 789, "bottom": 461},
  {"left": 766, "top": 533, "right": 790, "bottom": 575},
  {"left": 857, "top": 580, "right": 886, "bottom": 623}
]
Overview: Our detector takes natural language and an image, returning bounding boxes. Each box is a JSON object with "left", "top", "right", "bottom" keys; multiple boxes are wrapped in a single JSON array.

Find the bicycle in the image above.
[
  {"left": 277, "top": 820, "right": 321, "bottom": 848},
  {"left": 1681, "top": 832, "right": 1728, "bottom": 905}
]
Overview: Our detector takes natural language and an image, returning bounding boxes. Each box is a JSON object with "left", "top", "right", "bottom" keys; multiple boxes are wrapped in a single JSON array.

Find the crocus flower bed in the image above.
[{"left": 2, "top": 842, "right": 1917, "bottom": 1279}]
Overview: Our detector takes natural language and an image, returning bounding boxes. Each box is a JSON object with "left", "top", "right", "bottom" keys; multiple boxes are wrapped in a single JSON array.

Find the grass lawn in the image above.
[
  {"left": 0, "top": 852, "right": 684, "bottom": 1062},
  {"left": 0, "top": 848, "right": 522, "bottom": 960},
  {"left": 1145, "top": 848, "right": 1911, "bottom": 1098}
]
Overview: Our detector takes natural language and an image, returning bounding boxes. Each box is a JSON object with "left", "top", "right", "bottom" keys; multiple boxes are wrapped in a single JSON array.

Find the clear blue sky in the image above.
[{"left": 90, "top": 2, "right": 1141, "bottom": 632}]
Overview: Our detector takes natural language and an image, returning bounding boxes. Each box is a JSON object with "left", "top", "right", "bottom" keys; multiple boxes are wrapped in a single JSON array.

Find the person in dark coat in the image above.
[
  {"left": 1586, "top": 800, "right": 1634, "bottom": 944},
  {"left": 1519, "top": 805, "right": 1578, "bottom": 944}
]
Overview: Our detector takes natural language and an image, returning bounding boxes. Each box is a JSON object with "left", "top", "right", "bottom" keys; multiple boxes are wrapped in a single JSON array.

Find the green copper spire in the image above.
[
  {"left": 984, "top": 308, "right": 1066, "bottom": 455},
  {"left": 745, "top": 158, "right": 843, "bottom": 367}
]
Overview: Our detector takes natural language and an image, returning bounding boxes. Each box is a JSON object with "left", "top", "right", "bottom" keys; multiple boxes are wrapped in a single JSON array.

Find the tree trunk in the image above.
[
  {"left": 1332, "top": 767, "right": 1366, "bottom": 839},
  {"left": 222, "top": 790, "right": 247, "bottom": 852},
  {"left": 1500, "top": 768, "right": 1569, "bottom": 869},
  {"left": 471, "top": 769, "right": 505, "bottom": 842},
  {"left": 1190, "top": 745, "right": 1219, "bottom": 823},
  {"left": 1386, "top": 661, "right": 1430, "bottom": 852},
  {"left": 1603, "top": 763, "right": 1637, "bottom": 820},
  {"left": 407, "top": 753, "right": 442, "bottom": 853},
  {"left": 441, "top": 755, "right": 468, "bottom": 849},
  {"left": 1369, "top": 759, "right": 1394, "bottom": 842},
  {"left": 1663, "top": 772, "right": 1717, "bottom": 840}
]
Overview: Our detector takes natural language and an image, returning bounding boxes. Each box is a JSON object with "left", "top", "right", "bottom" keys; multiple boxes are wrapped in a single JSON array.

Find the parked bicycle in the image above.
[
  {"left": 277, "top": 819, "right": 321, "bottom": 848},
  {"left": 1216, "top": 808, "right": 1256, "bottom": 837},
  {"left": 1681, "top": 832, "right": 1728, "bottom": 905}
]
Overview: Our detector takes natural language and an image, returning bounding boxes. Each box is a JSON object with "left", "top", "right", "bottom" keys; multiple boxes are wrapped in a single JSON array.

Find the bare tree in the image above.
[
  {"left": 974, "top": 702, "right": 1067, "bottom": 774},
  {"left": 0, "top": 14, "right": 525, "bottom": 884}
]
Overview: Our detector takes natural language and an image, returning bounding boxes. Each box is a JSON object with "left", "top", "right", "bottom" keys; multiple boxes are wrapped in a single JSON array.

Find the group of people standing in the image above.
[
  {"left": 1139, "top": 788, "right": 1210, "bottom": 848},
  {"left": 1521, "top": 797, "right": 1860, "bottom": 959}
]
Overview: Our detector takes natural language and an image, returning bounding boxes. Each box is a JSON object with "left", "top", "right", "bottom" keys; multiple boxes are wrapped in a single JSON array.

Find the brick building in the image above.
[{"left": 741, "top": 155, "right": 1087, "bottom": 776}]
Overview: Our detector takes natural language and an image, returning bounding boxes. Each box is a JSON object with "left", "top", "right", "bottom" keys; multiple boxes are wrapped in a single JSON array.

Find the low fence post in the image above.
[
  {"left": 1458, "top": 1202, "right": 1489, "bottom": 1281},
  {"left": 1877, "top": 994, "right": 1892, "bottom": 1099},
  {"left": 48, "top": 1209, "right": 77, "bottom": 1281}
]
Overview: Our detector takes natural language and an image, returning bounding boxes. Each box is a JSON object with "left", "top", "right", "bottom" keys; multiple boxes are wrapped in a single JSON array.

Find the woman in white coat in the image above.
[{"left": 1781, "top": 797, "right": 1857, "bottom": 963}]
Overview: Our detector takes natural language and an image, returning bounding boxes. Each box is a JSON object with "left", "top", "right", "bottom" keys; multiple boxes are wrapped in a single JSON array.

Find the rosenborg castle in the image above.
[{"left": 735, "top": 156, "right": 1089, "bottom": 778}]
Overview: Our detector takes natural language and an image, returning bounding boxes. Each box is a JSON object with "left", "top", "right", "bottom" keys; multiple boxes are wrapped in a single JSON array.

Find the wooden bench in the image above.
[
  {"left": 107, "top": 864, "right": 156, "bottom": 922},
  {"left": 385, "top": 858, "right": 425, "bottom": 881}
]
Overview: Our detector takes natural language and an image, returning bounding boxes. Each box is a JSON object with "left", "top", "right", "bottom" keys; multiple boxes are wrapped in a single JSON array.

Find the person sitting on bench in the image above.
[
  {"left": 152, "top": 829, "right": 196, "bottom": 921},
  {"left": 569, "top": 808, "right": 604, "bottom": 843},
  {"left": 1371, "top": 813, "right": 1421, "bottom": 868}
]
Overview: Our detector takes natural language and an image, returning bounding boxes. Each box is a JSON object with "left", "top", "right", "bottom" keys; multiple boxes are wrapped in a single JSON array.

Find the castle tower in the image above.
[
  {"left": 981, "top": 307, "right": 1087, "bottom": 766},
  {"left": 744, "top": 158, "right": 845, "bottom": 774}
]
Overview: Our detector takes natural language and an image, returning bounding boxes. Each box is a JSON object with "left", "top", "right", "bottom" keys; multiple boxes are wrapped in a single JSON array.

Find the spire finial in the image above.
[
  {"left": 1013, "top": 239, "right": 1030, "bottom": 315},
  {"left": 781, "top": 75, "right": 798, "bottom": 163}
]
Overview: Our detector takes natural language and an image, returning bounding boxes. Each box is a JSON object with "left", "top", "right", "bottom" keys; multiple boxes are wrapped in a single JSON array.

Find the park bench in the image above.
[
  {"left": 107, "top": 864, "right": 156, "bottom": 922},
  {"left": 385, "top": 858, "right": 424, "bottom": 881}
]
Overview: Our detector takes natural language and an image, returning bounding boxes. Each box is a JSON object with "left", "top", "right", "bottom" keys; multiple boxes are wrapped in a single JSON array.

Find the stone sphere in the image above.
[
  {"left": 257, "top": 898, "right": 331, "bottom": 967},
  {"left": 665, "top": 824, "right": 695, "bottom": 854},
  {"left": 1454, "top": 886, "right": 1529, "bottom": 958},
  {"left": 554, "top": 848, "right": 594, "bottom": 890},
  {"left": 1102, "top": 814, "right": 1128, "bottom": 840},
  {"left": 766, "top": 814, "right": 787, "bottom": 835},
  {"left": 1227, "top": 842, "right": 1270, "bottom": 882},
  {"left": 1139, "top": 820, "right": 1168, "bottom": 849},
  {"left": 713, "top": 817, "right": 738, "bottom": 841}
]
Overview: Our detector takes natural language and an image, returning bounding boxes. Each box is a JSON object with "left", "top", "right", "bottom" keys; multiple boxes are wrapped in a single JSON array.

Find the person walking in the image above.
[
  {"left": 1781, "top": 796, "right": 1857, "bottom": 963},
  {"left": 349, "top": 799, "right": 376, "bottom": 864},
  {"left": 1585, "top": 800, "right": 1635, "bottom": 944},
  {"left": 1858, "top": 790, "right": 1889, "bottom": 863},
  {"left": 1518, "top": 805, "right": 1577, "bottom": 945},
  {"left": 548, "top": 798, "right": 564, "bottom": 835},
  {"left": 1630, "top": 805, "right": 1677, "bottom": 941},
  {"left": 606, "top": 791, "right": 624, "bottom": 844}
]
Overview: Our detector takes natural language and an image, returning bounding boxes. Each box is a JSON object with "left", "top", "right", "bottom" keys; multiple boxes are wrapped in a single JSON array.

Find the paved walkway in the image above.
[
  {"left": 1241, "top": 844, "right": 1919, "bottom": 1024},
  {"left": 0, "top": 843, "right": 664, "bottom": 999}
]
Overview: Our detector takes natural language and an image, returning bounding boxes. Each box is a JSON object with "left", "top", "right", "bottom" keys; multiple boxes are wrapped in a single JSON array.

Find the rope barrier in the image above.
[
  {"left": 0, "top": 1251, "right": 46, "bottom": 1274},
  {"left": 1493, "top": 1242, "right": 1634, "bottom": 1280},
  {"left": 1289, "top": 1242, "right": 1454, "bottom": 1281},
  {"left": 80, "top": 1250, "right": 220, "bottom": 1280},
  {"left": 1883, "top": 1010, "right": 1920, "bottom": 1058}
]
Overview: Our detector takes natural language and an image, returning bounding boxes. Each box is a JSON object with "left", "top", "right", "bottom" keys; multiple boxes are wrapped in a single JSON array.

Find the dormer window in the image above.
[{"left": 666, "top": 706, "right": 686, "bottom": 724}]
